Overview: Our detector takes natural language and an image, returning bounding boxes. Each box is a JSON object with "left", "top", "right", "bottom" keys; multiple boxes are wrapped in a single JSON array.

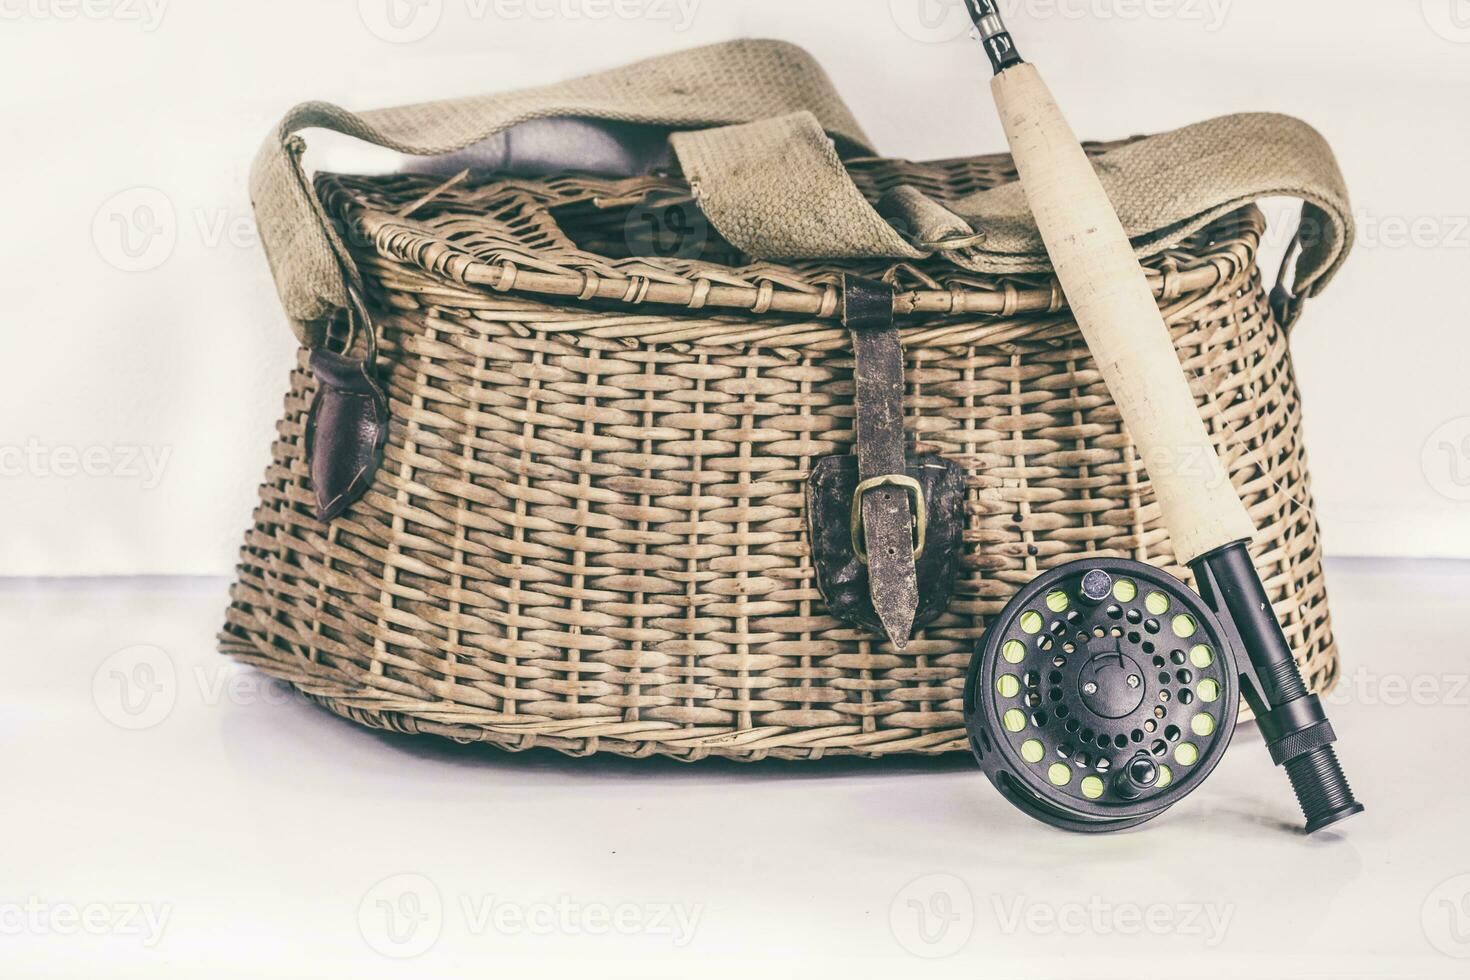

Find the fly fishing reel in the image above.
[
  {"left": 961, "top": 2, "right": 1362, "bottom": 835},
  {"left": 964, "top": 559, "right": 1240, "bottom": 832}
]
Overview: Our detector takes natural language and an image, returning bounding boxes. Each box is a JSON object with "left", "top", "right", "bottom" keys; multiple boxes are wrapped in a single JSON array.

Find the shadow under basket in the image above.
[{"left": 221, "top": 152, "right": 1340, "bottom": 761}]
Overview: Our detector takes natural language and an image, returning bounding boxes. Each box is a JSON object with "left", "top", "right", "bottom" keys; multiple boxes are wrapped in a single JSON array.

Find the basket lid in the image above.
[{"left": 316, "top": 148, "right": 1268, "bottom": 351}]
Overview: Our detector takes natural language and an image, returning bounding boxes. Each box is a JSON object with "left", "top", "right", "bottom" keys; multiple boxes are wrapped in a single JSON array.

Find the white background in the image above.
[{"left": 1, "top": 0, "right": 1468, "bottom": 575}]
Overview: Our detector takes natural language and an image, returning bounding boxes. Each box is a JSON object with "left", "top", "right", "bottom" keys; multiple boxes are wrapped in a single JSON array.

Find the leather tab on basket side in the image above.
[{"left": 304, "top": 348, "right": 388, "bottom": 522}]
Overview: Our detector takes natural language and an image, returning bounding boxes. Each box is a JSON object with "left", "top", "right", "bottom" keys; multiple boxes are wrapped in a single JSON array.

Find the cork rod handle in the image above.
[{"left": 991, "top": 64, "right": 1255, "bottom": 563}]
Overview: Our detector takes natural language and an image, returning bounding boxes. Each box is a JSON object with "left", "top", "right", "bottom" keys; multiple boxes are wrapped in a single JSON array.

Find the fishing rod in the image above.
[{"left": 959, "top": 1, "right": 1364, "bottom": 834}]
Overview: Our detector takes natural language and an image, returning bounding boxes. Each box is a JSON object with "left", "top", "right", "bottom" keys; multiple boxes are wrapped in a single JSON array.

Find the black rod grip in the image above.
[
  {"left": 1192, "top": 542, "right": 1363, "bottom": 833},
  {"left": 1285, "top": 744, "right": 1361, "bottom": 834}
]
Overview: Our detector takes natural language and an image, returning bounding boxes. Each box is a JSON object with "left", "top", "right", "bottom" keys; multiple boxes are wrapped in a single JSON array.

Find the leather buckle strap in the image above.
[
  {"left": 807, "top": 274, "right": 966, "bottom": 647},
  {"left": 844, "top": 274, "right": 920, "bottom": 646},
  {"left": 850, "top": 474, "right": 926, "bottom": 563}
]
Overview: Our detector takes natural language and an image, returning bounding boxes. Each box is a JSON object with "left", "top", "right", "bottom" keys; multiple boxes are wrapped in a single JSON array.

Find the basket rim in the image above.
[{"left": 319, "top": 165, "right": 1265, "bottom": 342}]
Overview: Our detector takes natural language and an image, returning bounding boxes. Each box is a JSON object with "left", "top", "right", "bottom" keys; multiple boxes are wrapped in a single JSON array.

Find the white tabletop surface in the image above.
[{"left": 4, "top": 558, "right": 1466, "bottom": 978}]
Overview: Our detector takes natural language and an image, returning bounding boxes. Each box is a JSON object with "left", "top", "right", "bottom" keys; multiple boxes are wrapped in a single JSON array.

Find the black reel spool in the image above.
[{"left": 964, "top": 558, "right": 1240, "bottom": 832}]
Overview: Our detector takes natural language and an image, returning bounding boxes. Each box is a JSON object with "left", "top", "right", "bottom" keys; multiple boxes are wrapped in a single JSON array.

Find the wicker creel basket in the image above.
[{"left": 221, "top": 41, "right": 1351, "bottom": 760}]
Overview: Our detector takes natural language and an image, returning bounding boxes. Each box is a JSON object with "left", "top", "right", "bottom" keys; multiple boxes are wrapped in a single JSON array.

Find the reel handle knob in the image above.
[{"left": 1112, "top": 754, "right": 1159, "bottom": 800}]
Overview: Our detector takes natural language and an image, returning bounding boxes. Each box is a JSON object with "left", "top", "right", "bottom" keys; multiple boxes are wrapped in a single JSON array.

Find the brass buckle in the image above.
[{"left": 850, "top": 474, "right": 926, "bottom": 564}]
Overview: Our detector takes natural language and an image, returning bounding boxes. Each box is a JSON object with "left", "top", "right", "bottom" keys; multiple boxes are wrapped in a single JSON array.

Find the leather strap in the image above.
[{"left": 845, "top": 275, "right": 919, "bottom": 647}]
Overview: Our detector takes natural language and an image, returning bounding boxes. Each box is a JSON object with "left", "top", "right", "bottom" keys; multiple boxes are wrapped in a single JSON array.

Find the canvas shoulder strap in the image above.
[
  {"left": 251, "top": 39, "right": 1353, "bottom": 345},
  {"left": 251, "top": 39, "right": 873, "bottom": 345}
]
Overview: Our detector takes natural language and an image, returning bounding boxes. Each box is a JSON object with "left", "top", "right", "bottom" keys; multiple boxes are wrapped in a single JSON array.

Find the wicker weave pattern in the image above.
[{"left": 221, "top": 155, "right": 1337, "bottom": 759}]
